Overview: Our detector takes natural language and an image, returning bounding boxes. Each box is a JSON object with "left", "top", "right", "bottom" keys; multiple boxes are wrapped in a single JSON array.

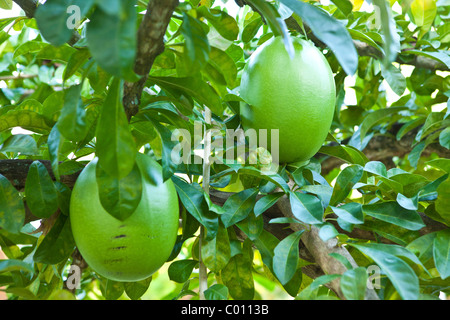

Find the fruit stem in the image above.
[{"left": 199, "top": 107, "right": 212, "bottom": 300}]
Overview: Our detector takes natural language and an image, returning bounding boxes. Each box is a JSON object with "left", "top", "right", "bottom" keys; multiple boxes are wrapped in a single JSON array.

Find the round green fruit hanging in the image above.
[
  {"left": 70, "top": 153, "right": 179, "bottom": 282},
  {"left": 240, "top": 36, "right": 336, "bottom": 164}
]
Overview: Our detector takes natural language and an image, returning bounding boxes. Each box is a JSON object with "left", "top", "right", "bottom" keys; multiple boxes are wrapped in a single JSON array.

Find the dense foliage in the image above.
[{"left": 0, "top": 0, "right": 449, "bottom": 300}]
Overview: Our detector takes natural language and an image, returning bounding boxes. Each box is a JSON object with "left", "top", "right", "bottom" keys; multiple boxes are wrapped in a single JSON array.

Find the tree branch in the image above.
[
  {"left": 318, "top": 124, "right": 450, "bottom": 176},
  {"left": 122, "top": 0, "right": 179, "bottom": 121}
]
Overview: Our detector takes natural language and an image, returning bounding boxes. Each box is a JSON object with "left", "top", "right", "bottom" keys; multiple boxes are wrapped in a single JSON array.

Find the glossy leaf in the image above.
[
  {"left": 95, "top": 78, "right": 136, "bottom": 179},
  {"left": 0, "top": 134, "right": 38, "bottom": 155},
  {"left": 221, "top": 188, "right": 258, "bottom": 228},
  {"left": 254, "top": 192, "right": 284, "bottom": 217},
  {"left": 95, "top": 160, "right": 143, "bottom": 221},
  {"left": 278, "top": 0, "right": 358, "bottom": 75},
  {"left": 273, "top": 230, "right": 304, "bottom": 285},
  {"left": 331, "top": 203, "right": 364, "bottom": 226},
  {"left": 433, "top": 229, "right": 450, "bottom": 279},
  {"left": 435, "top": 176, "right": 450, "bottom": 223},
  {"left": 372, "top": 0, "right": 401, "bottom": 65},
  {"left": 180, "top": 12, "right": 211, "bottom": 72},
  {"left": 24, "top": 161, "right": 59, "bottom": 219},
  {"left": 35, "top": 0, "right": 94, "bottom": 46},
  {"left": 147, "top": 76, "right": 222, "bottom": 115},
  {"left": 350, "top": 243, "right": 419, "bottom": 300},
  {"left": 204, "top": 284, "right": 228, "bottom": 300},
  {"left": 86, "top": 2, "right": 138, "bottom": 80},
  {"left": 172, "top": 177, "right": 218, "bottom": 240},
  {"left": 201, "top": 223, "right": 231, "bottom": 272},
  {"left": 197, "top": 6, "right": 239, "bottom": 41},
  {"left": 57, "top": 84, "right": 89, "bottom": 142},
  {"left": 33, "top": 214, "right": 75, "bottom": 264},
  {"left": 340, "top": 267, "right": 368, "bottom": 300},
  {"left": 0, "top": 175, "right": 25, "bottom": 234},
  {"left": 330, "top": 164, "right": 364, "bottom": 206},
  {"left": 380, "top": 63, "right": 406, "bottom": 96},
  {"left": 362, "top": 201, "right": 425, "bottom": 231},
  {"left": 289, "top": 191, "right": 323, "bottom": 225},
  {"left": 124, "top": 277, "right": 152, "bottom": 300},
  {"left": 168, "top": 259, "right": 198, "bottom": 283},
  {"left": 221, "top": 239, "right": 254, "bottom": 300}
]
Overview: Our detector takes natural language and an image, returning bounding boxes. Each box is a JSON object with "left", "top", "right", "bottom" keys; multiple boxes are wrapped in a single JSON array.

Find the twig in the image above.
[{"left": 198, "top": 107, "right": 212, "bottom": 300}]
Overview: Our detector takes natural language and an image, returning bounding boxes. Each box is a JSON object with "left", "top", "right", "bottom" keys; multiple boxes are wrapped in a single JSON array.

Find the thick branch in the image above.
[
  {"left": 12, "top": 0, "right": 37, "bottom": 18},
  {"left": 122, "top": 0, "right": 179, "bottom": 121},
  {"left": 318, "top": 124, "right": 450, "bottom": 176}
]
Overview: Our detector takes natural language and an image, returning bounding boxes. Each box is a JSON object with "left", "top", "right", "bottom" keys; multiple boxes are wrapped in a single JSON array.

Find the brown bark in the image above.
[{"left": 122, "top": 0, "right": 180, "bottom": 121}]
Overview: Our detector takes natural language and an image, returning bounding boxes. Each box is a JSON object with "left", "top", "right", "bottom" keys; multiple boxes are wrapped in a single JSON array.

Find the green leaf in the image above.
[
  {"left": 396, "top": 193, "right": 419, "bottom": 211},
  {"left": 33, "top": 214, "right": 75, "bottom": 264},
  {"left": 0, "top": 259, "right": 33, "bottom": 274},
  {"left": 359, "top": 107, "right": 407, "bottom": 142},
  {"left": 0, "top": 134, "right": 38, "bottom": 155},
  {"left": 242, "top": 17, "right": 263, "bottom": 43},
  {"left": 147, "top": 76, "right": 223, "bottom": 115},
  {"left": 221, "top": 188, "right": 258, "bottom": 228},
  {"left": 56, "top": 84, "right": 89, "bottom": 142},
  {"left": 35, "top": 0, "right": 75, "bottom": 46},
  {"left": 201, "top": 223, "right": 230, "bottom": 272},
  {"left": 301, "top": 184, "right": 333, "bottom": 209},
  {"left": 350, "top": 243, "right": 419, "bottom": 300},
  {"left": 435, "top": 176, "right": 450, "bottom": 223},
  {"left": 180, "top": 12, "right": 211, "bottom": 73},
  {"left": 297, "top": 274, "right": 341, "bottom": 300},
  {"left": 273, "top": 230, "right": 304, "bottom": 285},
  {"left": 237, "top": 212, "right": 263, "bottom": 241},
  {"left": 172, "top": 177, "right": 218, "bottom": 240},
  {"left": 124, "top": 277, "right": 152, "bottom": 300},
  {"left": 340, "top": 267, "right": 368, "bottom": 300},
  {"left": 47, "top": 126, "right": 64, "bottom": 181},
  {"left": 245, "top": 0, "right": 285, "bottom": 38},
  {"left": 439, "top": 127, "right": 450, "bottom": 149},
  {"left": 289, "top": 191, "right": 323, "bottom": 224},
  {"left": 0, "top": 174, "right": 25, "bottom": 234},
  {"left": 24, "top": 161, "right": 59, "bottom": 219},
  {"left": 146, "top": 119, "right": 178, "bottom": 182},
  {"left": 0, "top": 0, "right": 12, "bottom": 10},
  {"left": 254, "top": 192, "right": 284, "bottom": 217},
  {"left": 197, "top": 6, "right": 239, "bottom": 41},
  {"left": 101, "top": 278, "right": 124, "bottom": 300},
  {"left": 95, "top": 160, "right": 143, "bottom": 221},
  {"left": 221, "top": 239, "right": 254, "bottom": 300},
  {"left": 168, "top": 259, "right": 198, "bottom": 283},
  {"left": 86, "top": 2, "right": 138, "bottom": 81},
  {"left": 278, "top": 0, "right": 358, "bottom": 75},
  {"left": 410, "top": 0, "right": 437, "bottom": 37},
  {"left": 0, "top": 110, "right": 51, "bottom": 134},
  {"left": 329, "top": 164, "right": 364, "bottom": 206},
  {"left": 362, "top": 201, "right": 425, "bottom": 231},
  {"left": 372, "top": 0, "right": 401, "bottom": 65},
  {"left": 13, "top": 41, "right": 47, "bottom": 59},
  {"left": 318, "top": 223, "right": 340, "bottom": 241},
  {"left": 433, "top": 229, "right": 450, "bottom": 279},
  {"left": 403, "top": 50, "right": 450, "bottom": 69},
  {"left": 95, "top": 78, "right": 136, "bottom": 179},
  {"left": 63, "top": 48, "right": 91, "bottom": 82},
  {"left": 380, "top": 63, "right": 406, "bottom": 96},
  {"left": 363, "top": 161, "right": 387, "bottom": 177},
  {"left": 237, "top": 167, "right": 290, "bottom": 193},
  {"left": 204, "top": 284, "right": 228, "bottom": 300}
]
